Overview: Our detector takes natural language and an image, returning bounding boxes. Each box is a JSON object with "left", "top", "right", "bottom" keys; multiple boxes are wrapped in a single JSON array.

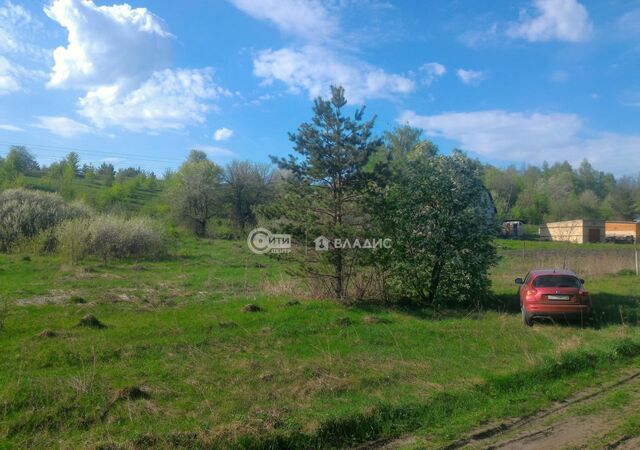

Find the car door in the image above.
[{"left": 519, "top": 272, "right": 530, "bottom": 306}]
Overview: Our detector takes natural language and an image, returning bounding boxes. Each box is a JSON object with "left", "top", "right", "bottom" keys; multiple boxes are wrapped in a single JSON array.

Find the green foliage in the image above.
[
  {"left": 267, "top": 85, "right": 381, "bottom": 299},
  {"left": 0, "top": 188, "right": 91, "bottom": 252},
  {"left": 371, "top": 152, "right": 499, "bottom": 307},
  {"left": 168, "top": 152, "right": 224, "bottom": 237},
  {"left": 485, "top": 158, "right": 638, "bottom": 222},
  {"left": 223, "top": 160, "right": 274, "bottom": 233}
]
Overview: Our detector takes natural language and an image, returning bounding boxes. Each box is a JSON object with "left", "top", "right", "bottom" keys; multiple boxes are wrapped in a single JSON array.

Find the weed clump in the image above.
[
  {"left": 113, "top": 386, "right": 150, "bottom": 402},
  {"left": 336, "top": 317, "right": 353, "bottom": 327},
  {"left": 243, "top": 304, "right": 263, "bottom": 313},
  {"left": 77, "top": 314, "right": 107, "bottom": 329},
  {"left": 37, "top": 329, "right": 57, "bottom": 338},
  {"left": 68, "top": 295, "right": 86, "bottom": 304},
  {"left": 363, "top": 315, "right": 392, "bottom": 325}
]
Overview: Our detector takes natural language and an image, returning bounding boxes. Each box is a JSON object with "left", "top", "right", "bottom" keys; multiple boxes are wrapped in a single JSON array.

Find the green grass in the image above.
[{"left": 1, "top": 238, "right": 640, "bottom": 448}]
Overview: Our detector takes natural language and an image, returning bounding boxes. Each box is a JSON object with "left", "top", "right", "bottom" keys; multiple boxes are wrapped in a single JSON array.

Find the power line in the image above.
[{"left": 0, "top": 140, "right": 186, "bottom": 166}]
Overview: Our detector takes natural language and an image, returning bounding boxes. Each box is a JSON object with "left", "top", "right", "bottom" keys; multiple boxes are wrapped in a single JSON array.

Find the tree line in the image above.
[{"left": 1, "top": 85, "right": 638, "bottom": 306}]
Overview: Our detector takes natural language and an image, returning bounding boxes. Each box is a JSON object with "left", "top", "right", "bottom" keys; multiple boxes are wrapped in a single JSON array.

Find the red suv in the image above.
[{"left": 515, "top": 269, "right": 592, "bottom": 326}]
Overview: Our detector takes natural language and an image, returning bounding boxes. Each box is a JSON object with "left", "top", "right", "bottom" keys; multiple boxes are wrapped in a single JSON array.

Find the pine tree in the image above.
[{"left": 268, "top": 86, "right": 380, "bottom": 300}]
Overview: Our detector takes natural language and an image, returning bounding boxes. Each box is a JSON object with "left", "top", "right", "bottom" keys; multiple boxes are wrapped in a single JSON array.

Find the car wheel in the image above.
[{"left": 521, "top": 306, "right": 533, "bottom": 327}]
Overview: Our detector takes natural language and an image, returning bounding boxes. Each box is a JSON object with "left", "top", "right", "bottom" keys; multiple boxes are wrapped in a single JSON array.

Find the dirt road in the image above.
[{"left": 377, "top": 369, "right": 640, "bottom": 450}]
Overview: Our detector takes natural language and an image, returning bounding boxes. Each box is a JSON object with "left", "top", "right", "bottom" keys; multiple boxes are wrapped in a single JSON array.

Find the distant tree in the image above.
[
  {"left": 97, "top": 163, "right": 115, "bottom": 186},
  {"left": 223, "top": 160, "right": 274, "bottom": 233},
  {"left": 484, "top": 166, "right": 521, "bottom": 219},
  {"left": 116, "top": 167, "right": 144, "bottom": 181},
  {"left": 64, "top": 152, "right": 81, "bottom": 176},
  {"left": 370, "top": 151, "right": 499, "bottom": 307},
  {"left": 4, "top": 146, "right": 39, "bottom": 175},
  {"left": 578, "top": 190, "right": 601, "bottom": 219},
  {"left": 186, "top": 149, "right": 208, "bottom": 163},
  {"left": 169, "top": 152, "right": 223, "bottom": 237},
  {"left": 603, "top": 184, "right": 636, "bottom": 220},
  {"left": 266, "top": 85, "right": 380, "bottom": 300},
  {"left": 83, "top": 164, "right": 96, "bottom": 181}
]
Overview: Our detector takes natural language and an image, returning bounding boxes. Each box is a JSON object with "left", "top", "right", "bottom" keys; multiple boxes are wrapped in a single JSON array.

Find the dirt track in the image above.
[{"left": 376, "top": 369, "right": 640, "bottom": 450}]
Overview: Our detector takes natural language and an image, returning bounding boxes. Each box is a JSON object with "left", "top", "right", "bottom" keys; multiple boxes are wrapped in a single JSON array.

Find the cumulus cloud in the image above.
[
  {"left": 398, "top": 109, "right": 640, "bottom": 175},
  {"left": 35, "top": 115, "right": 93, "bottom": 137},
  {"left": 214, "top": 127, "right": 233, "bottom": 141},
  {"left": 456, "top": 69, "right": 485, "bottom": 85},
  {"left": 227, "top": 0, "right": 337, "bottom": 42},
  {"left": 230, "top": 0, "right": 414, "bottom": 103},
  {"left": 45, "top": 0, "right": 171, "bottom": 89},
  {"left": 78, "top": 68, "right": 224, "bottom": 132},
  {"left": 44, "top": 0, "right": 226, "bottom": 133},
  {"left": 420, "top": 62, "right": 446, "bottom": 86},
  {"left": 507, "top": 0, "right": 592, "bottom": 43},
  {"left": 254, "top": 46, "right": 414, "bottom": 103}
]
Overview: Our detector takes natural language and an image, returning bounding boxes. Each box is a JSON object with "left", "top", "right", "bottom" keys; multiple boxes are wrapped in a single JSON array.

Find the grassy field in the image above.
[{"left": 1, "top": 238, "right": 639, "bottom": 448}]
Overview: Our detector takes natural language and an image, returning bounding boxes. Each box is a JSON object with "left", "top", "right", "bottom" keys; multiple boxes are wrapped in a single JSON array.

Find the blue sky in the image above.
[{"left": 1, "top": 0, "right": 639, "bottom": 175}]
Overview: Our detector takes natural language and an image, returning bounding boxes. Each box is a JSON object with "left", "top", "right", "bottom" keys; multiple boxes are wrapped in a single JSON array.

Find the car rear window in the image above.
[{"left": 532, "top": 275, "right": 581, "bottom": 288}]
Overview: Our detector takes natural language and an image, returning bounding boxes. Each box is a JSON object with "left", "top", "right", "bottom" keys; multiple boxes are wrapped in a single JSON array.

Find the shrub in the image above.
[
  {"left": 369, "top": 152, "right": 499, "bottom": 307},
  {"left": 0, "top": 188, "right": 91, "bottom": 252},
  {"left": 56, "top": 215, "right": 167, "bottom": 264}
]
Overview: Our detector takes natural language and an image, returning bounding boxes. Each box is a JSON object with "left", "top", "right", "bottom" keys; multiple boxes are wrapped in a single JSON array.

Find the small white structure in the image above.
[{"left": 539, "top": 219, "right": 604, "bottom": 244}]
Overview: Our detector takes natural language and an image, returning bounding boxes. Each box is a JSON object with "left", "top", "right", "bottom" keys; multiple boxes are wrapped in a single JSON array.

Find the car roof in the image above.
[{"left": 530, "top": 269, "right": 577, "bottom": 277}]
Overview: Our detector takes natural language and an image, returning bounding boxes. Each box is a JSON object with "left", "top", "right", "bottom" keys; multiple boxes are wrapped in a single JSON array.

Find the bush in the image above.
[
  {"left": 369, "top": 152, "right": 499, "bottom": 307},
  {"left": 56, "top": 215, "right": 167, "bottom": 264},
  {"left": 0, "top": 188, "right": 91, "bottom": 252}
]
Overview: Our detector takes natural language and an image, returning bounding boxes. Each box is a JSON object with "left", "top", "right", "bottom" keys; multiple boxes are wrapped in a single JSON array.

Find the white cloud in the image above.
[
  {"left": 45, "top": 0, "right": 171, "bottom": 90},
  {"left": 214, "top": 127, "right": 233, "bottom": 141},
  {"left": 78, "top": 68, "right": 222, "bottom": 132},
  {"left": 0, "top": 54, "right": 45, "bottom": 94},
  {"left": 227, "top": 0, "right": 337, "bottom": 42},
  {"left": 194, "top": 145, "right": 236, "bottom": 158},
  {"left": 0, "top": 55, "right": 19, "bottom": 94},
  {"left": 0, "top": 123, "right": 22, "bottom": 131},
  {"left": 399, "top": 109, "right": 640, "bottom": 175},
  {"left": 254, "top": 45, "right": 414, "bottom": 103},
  {"left": 458, "top": 23, "right": 499, "bottom": 48},
  {"left": 0, "top": 0, "right": 48, "bottom": 59},
  {"left": 44, "top": 0, "right": 227, "bottom": 133},
  {"left": 420, "top": 62, "right": 446, "bottom": 86},
  {"left": 507, "top": 0, "right": 592, "bottom": 43},
  {"left": 230, "top": 0, "right": 414, "bottom": 103},
  {"left": 35, "top": 115, "right": 93, "bottom": 137},
  {"left": 456, "top": 69, "right": 485, "bottom": 85}
]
